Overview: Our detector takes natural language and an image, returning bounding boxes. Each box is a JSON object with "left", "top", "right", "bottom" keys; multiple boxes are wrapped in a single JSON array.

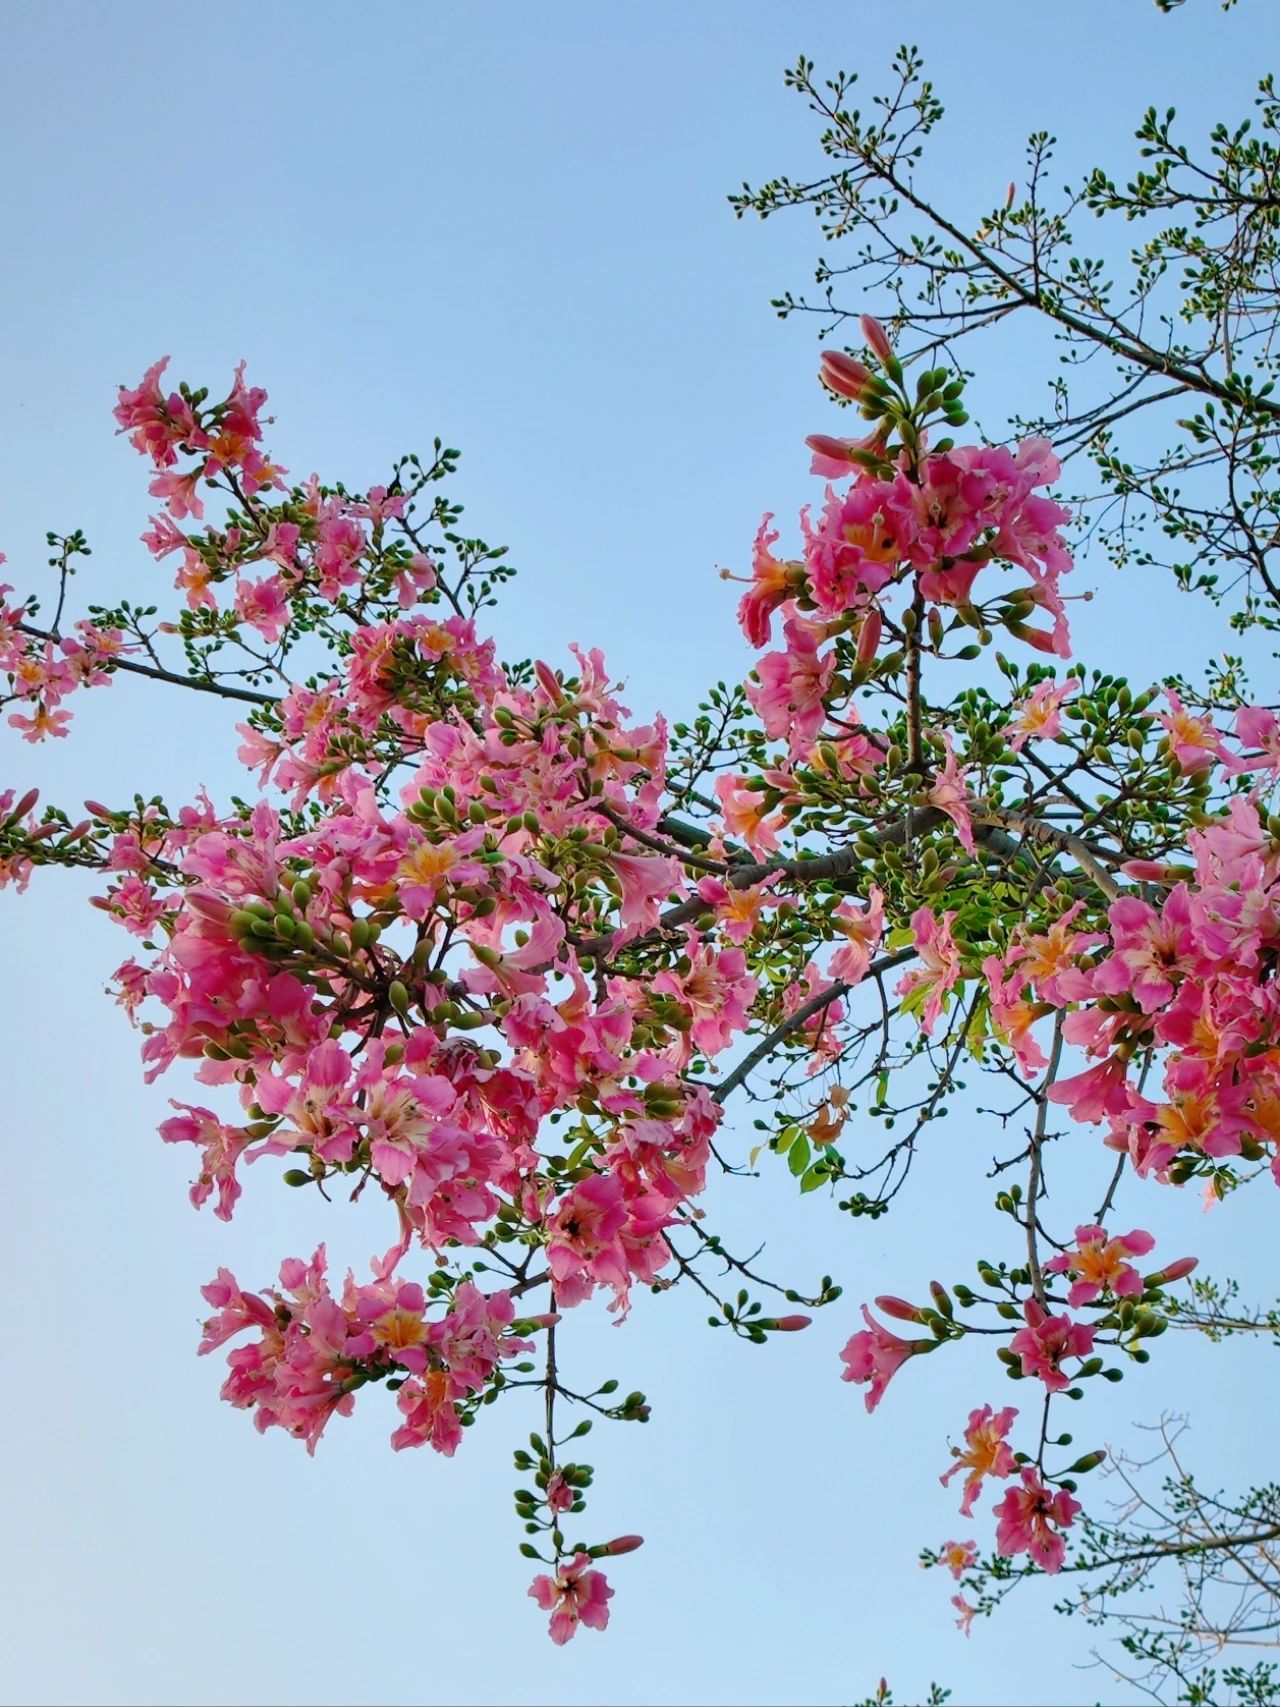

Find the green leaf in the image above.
[{"left": 788, "top": 1135, "right": 812, "bottom": 1177}]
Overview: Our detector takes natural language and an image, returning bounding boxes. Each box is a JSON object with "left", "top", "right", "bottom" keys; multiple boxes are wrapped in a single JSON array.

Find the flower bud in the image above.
[
  {"left": 819, "top": 350, "right": 874, "bottom": 401},
  {"left": 6, "top": 786, "right": 39, "bottom": 824},
  {"left": 874, "top": 1294, "right": 926, "bottom": 1323},
  {"left": 856, "top": 608, "right": 884, "bottom": 668},
  {"left": 860, "top": 315, "right": 894, "bottom": 364},
  {"left": 774, "top": 1315, "right": 812, "bottom": 1332},
  {"left": 1145, "top": 1256, "right": 1199, "bottom": 1287},
  {"left": 600, "top": 1534, "right": 644, "bottom": 1556},
  {"left": 534, "top": 660, "right": 562, "bottom": 703}
]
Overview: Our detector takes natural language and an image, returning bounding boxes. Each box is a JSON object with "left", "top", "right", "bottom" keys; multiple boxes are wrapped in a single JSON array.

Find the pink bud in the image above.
[
  {"left": 1120, "top": 858, "right": 1180, "bottom": 882},
  {"left": 8, "top": 786, "right": 39, "bottom": 822},
  {"left": 860, "top": 315, "right": 894, "bottom": 365},
  {"left": 805, "top": 432, "right": 858, "bottom": 464},
  {"left": 819, "top": 350, "right": 873, "bottom": 401},
  {"left": 601, "top": 1534, "right": 644, "bottom": 1556},
  {"left": 1148, "top": 1257, "right": 1199, "bottom": 1287},
  {"left": 83, "top": 799, "right": 112, "bottom": 818},
  {"left": 774, "top": 1315, "right": 812, "bottom": 1332},
  {"left": 534, "top": 660, "right": 562, "bottom": 702},
  {"left": 184, "top": 888, "right": 233, "bottom": 925},
  {"left": 1005, "top": 181, "right": 1017, "bottom": 209},
  {"left": 1007, "top": 620, "right": 1058, "bottom": 654},
  {"left": 856, "top": 608, "right": 884, "bottom": 668},
  {"left": 874, "top": 1294, "right": 925, "bottom": 1323}
]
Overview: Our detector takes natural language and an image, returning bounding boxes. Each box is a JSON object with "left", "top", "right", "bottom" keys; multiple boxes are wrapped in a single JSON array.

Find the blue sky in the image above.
[{"left": 2, "top": 4, "right": 1278, "bottom": 1704}]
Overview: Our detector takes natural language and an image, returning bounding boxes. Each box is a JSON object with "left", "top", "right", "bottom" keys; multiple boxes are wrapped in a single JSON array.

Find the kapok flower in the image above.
[
  {"left": 714, "top": 772, "right": 785, "bottom": 855},
  {"left": 735, "top": 513, "right": 804, "bottom": 648},
  {"left": 839, "top": 1304, "right": 932, "bottom": 1412},
  {"left": 1008, "top": 677, "right": 1076, "bottom": 751},
  {"left": 940, "top": 1404, "right": 1019, "bottom": 1516},
  {"left": 993, "top": 1468, "right": 1080, "bottom": 1573},
  {"left": 746, "top": 614, "right": 836, "bottom": 756},
  {"left": 528, "top": 1553, "right": 613, "bottom": 1645},
  {"left": 828, "top": 886, "right": 884, "bottom": 988},
  {"left": 927, "top": 736, "right": 977, "bottom": 856},
  {"left": 1009, "top": 1299, "right": 1095, "bottom": 1392},
  {"left": 895, "top": 908, "right": 961, "bottom": 1035},
  {"left": 1043, "top": 1224, "right": 1156, "bottom": 1307},
  {"left": 937, "top": 1540, "right": 979, "bottom": 1581},
  {"left": 1159, "top": 687, "right": 1227, "bottom": 774}
]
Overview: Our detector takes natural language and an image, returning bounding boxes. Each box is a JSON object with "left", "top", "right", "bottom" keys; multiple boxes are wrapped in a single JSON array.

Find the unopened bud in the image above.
[
  {"left": 806, "top": 432, "right": 859, "bottom": 465},
  {"left": 875, "top": 1294, "right": 925, "bottom": 1323},
  {"left": 856, "top": 608, "right": 884, "bottom": 668},
  {"left": 534, "top": 660, "right": 562, "bottom": 702},
  {"left": 819, "top": 350, "right": 874, "bottom": 401},
  {"left": 7, "top": 787, "right": 39, "bottom": 823},
  {"left": 600, "top": 1534, "right": 644, "bottom": 1556},
  {"left": 1065, "top": 1449, "right": 1107, "bottom": 1475},
  {"left": 860, "top": 315, "right": 894, "bottom": 365},
  {"left": 774, "top": 1315, "right": 812, "bottom": 1332},
  {"left": 1146, "top": 1256, "right": 1199, "bottom": 1287}
]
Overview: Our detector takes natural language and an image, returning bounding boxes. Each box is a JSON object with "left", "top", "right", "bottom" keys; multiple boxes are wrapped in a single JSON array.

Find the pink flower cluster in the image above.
[
  {"left": 734, "top": 432, "right": 1073, "bottom": 763},
  {"left": 0, "top": 572, "right": 124, "bottom": 742},
  {"left": 981, "top": 789, "right": 1280, "bottom": 1190},
  {"left": 199, "top": 1249, "right": 531, "bottom": 1456}
]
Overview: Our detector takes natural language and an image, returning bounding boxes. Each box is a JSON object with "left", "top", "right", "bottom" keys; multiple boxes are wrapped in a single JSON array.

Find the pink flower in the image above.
[
  {"left": 802, "top": 481, "right": 899, "bottom": 614},
  {"left": 1043, "top": 1224, "right": 1156, "bottom": 1307},
  {"left": 390, "top": 1368, "right": 463, "bottom": 1457},
  {"left": 746, "top": 613, "right": 836, "bottom": 756},
  {"left": 1092, "top": 889, "right": 1195, "bottom": 1014},
  {"left": 114, "top": 356, "right": 203, "bottom": 467},
  {"left": 695, "top": 872, "right": 781, "bottom": 944},
  {"left": 736, "top": 513, "right": 801, "bottom": 647},
  {"left": 1159, "top": 688, "right": 1227, "bottom": 774},
  {"left": 895, "top": 908, "right": 961, "bottom": 1035},
  {"left": 940, "top": 1404, "right": 1019, "bottom": 1516},
  {"left": 160, "top": 1101, "right": 267, "bottom": 1221},
  {"left": 608, "top": 850, "right": 681, "bottom": 940},
  {"left": 1009, "top": 677, "right": 1076, "bottom": 751},
  {"left": 545, "top": 1471, "right": 575, "bottom": 1514},
  {"left": 8, "top": 704, "right": 72, "bottom": 742},
  {"left": 928, "top": 737, "right": 976, "bottom": 856},
  {"left": 952, "top": 1594, "right": 978, "bottom": 1637},
  {"left": 994, "top": 1468, "right": 1080, "bottom": 1573},
  {"left": 528, "top": 1553, "right": 613, "bottom": 1644},
  {"left": 839, "top": 1304, "right": 931, "bottom": 1412},
  {"left": 828, "top": 886, "right": 885, "bottom": 987},
  {"left": 937, "top": 1539, "right": 978, "bottom": 1581},
  {"left": 715, "top": 773, "right": 785, "bottom": 855},
  {"left": 1009, "top": 1299, "right": 1095, "bottom": 1392},
  {"left": 233, "top": 575, "right": 289, "bottom": 644},
  {"left": 652, "top": 940, "right": 757, "bottom": 1064}
]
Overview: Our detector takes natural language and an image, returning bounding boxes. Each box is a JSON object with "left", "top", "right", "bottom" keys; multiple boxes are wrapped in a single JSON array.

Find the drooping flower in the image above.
[
  {"left": 528, "top": 1554, "right": 613, "bottom": 1644},
  {"left": 839, "top": 1304, "right": 931, "bottom": 1412},
  {"left": 993, "top": 1469, "right": 1080, "bottom": 1573}
]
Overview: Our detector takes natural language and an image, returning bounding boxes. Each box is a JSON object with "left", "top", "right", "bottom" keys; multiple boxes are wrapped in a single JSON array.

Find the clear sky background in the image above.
[{"left": 2, "top": 4, "right": 1278, "bottom": 1705}]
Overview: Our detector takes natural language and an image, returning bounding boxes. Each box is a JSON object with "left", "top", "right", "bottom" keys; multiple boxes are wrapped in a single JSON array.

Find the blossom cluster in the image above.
[{"left": 3, "top": 330, "right": 1268, "bottom": 1651}]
